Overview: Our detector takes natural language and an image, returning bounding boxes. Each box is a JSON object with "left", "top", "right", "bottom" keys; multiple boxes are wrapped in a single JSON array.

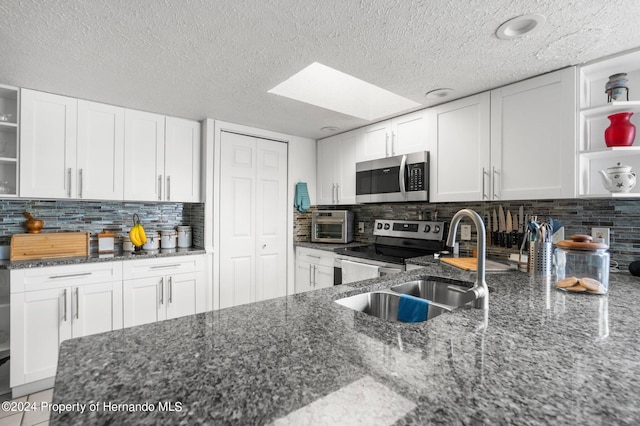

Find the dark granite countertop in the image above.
[
  {"left": 51, "top": 259, "right": 640, "bottom": 425},
  {"left": 0, "top": 247, "right": 206, "bottom": 269}
]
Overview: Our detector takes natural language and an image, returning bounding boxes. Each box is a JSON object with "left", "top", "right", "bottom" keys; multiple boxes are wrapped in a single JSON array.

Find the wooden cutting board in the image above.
[
  {"left": 441, "top": 257, "right": 513, "bottom": 272},
  {"left": 10, "top": 232, "right": 90, "bottom": 261}
]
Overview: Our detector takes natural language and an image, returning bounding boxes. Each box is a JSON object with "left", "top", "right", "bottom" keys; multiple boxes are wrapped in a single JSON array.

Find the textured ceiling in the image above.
[{"left": 1, "top": 0, "right": 640, "bottom": 140}]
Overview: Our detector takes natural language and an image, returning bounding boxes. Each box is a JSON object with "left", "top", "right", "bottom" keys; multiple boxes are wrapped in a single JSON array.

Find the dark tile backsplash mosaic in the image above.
[
  {"left": 0, "top": 200, "right": 205, "bottom": 252},
  {"left": 295, "top": 199, "right": 640, "bottom": 269}
]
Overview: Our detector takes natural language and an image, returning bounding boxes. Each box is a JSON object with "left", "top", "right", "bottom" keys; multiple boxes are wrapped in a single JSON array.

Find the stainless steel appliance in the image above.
[
  {"left": 311, "top": 210, "right": 354, "bottom": 243},
  {"left": 334, "top": 219, "right": 446, "bottom": 284},
  {"left": 355, "top": 151, "right": 429, "bottom": 203}
]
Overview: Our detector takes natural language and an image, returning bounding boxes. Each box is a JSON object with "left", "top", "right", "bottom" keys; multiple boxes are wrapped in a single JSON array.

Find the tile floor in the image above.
[{"left": 0, "top": 388, "right": 52, "bottom": 426}]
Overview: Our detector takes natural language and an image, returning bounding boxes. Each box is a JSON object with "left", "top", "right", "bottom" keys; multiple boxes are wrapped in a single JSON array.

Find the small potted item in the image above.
[{"left": 23, "top": 212, "right": 44, "bottom": 233}]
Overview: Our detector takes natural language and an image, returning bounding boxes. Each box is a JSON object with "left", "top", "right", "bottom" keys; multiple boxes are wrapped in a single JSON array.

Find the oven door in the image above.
[
  {"left": 312, "top": 219, "right": 347, "bottom": 243},
  {"left": 335, "top": 255, "right": 403, "bottom": 284}
]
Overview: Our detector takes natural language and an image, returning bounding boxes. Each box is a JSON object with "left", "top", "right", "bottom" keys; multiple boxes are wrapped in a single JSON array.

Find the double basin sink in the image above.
[{"left": 336, "top": 277, "right": 476, "bottom": 323}]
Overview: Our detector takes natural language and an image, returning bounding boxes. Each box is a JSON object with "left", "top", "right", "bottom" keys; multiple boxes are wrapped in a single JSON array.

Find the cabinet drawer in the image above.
[
  {"left": 122, "top": 255, "right": 203, "bottom": 280},
  {"left": 11, "top": 261, "right": 123, "bottom": 293},
  {"left": 296, "top": 247, "right": 335, "bottom": 268}
]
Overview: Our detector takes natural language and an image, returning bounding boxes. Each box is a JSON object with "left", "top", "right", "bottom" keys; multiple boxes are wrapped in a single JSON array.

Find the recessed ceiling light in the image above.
[
  {"left": 496, "top": 13, "right": 546, "bottom": 40},
  {"left": 321, "top": 126, "right": 340, "bottom": 133},
  {"left": 425, "top": 88, "right": 453, "bottom": 99},
  {"left": 268, "top": 62, "right": 420, "bottom": 121}
]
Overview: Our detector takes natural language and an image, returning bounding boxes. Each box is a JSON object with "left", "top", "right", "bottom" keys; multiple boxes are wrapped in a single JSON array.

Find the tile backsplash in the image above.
[
  {"left": 0, "top": 199, "right": 205, "bottom": 252},
  {"left": 296, "top": 198, "right": 640, "bottom": 269}
]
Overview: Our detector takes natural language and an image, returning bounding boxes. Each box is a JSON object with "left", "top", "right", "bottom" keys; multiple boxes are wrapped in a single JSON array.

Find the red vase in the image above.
[{"left": 604, "top": 112, "right": 636, "bottom": 147}]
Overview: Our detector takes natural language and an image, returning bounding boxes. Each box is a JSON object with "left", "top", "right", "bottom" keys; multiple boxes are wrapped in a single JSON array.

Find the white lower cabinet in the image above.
[
  {"left": 122, "top": 255, "right": 206, "bottom": 328},
  {"left": 9, "top": 262, "right": 123, "bottom": 396},
  {"left": 295, "top": 247, "right": 334, "bottom": 293}
]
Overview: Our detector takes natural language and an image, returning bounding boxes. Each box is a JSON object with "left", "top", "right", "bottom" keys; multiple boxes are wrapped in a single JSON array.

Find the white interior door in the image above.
[
  {"left": 219, "top": 131, "right": 288, "bottom": 308},
  {"left": 255, "top": 140, "right": 288, "bottom": 301}
]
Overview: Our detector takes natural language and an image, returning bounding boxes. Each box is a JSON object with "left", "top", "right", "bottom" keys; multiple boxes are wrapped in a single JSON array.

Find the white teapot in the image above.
[{"left": 599, "top": 163, "right": 636, "bottom": 193}]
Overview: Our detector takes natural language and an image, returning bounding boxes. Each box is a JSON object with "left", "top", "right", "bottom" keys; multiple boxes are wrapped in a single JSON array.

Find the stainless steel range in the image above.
[{"left": 334, "top": 219, "right": 447, "bottom": 284}]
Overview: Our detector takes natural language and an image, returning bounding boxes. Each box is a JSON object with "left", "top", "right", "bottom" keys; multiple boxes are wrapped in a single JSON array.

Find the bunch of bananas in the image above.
[{"left": 129, "top": 217, "right": 147, "bottom": 247}]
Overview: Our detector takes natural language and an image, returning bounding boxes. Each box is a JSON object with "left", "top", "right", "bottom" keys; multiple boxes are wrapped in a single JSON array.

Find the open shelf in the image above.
[
  {"left": 579, "top": 146, "right": 640, "bottom": 159},
  {"left": 580, "top": 101, "right": 640, "bottom": 119}
]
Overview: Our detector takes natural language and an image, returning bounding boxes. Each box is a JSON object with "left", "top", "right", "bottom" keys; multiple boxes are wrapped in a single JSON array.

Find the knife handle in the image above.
[{"left": 506, "top": 232, "right": 513, "bottom": 248}]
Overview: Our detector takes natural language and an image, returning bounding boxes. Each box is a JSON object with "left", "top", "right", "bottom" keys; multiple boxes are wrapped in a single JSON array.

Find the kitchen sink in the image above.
[
  {"left": 390, "top": 278, "right": 475, "bottom": 308},
  {"left": 335, "top": 290, "right": 452, "bottom": 323}
]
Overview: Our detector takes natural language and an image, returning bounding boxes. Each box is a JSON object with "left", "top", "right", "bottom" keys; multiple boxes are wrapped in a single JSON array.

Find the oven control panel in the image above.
[{"left": 373, "top": 220, "right": 446, "bottom": 241}]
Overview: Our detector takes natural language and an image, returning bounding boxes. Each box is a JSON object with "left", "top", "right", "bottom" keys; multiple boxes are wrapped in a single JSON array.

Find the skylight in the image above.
[{"left": 268, "top": 62, "right": 420, "bottom": 121}]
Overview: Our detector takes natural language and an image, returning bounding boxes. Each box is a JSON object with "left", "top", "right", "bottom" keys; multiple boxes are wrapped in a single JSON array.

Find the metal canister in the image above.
[
  {"left": 161, "top": 229, "right": 177, "bottom": 249},
  {"left": 143, "top": 231, "right": 160, "bottom": 251},
  {"left": 177, "top": 225, "right": 192, "bottom": 248}
]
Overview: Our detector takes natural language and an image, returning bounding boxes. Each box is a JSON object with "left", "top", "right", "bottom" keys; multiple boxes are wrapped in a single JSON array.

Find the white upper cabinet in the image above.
[
  {"left": 123, "top": 109, "right": 165, "bottom": 202},
  {"left": 357, "top": 110, "right": 429, "bottom": 161},
  {"left": 317, "top": 129, "right": 357, "bottom": 205},
  {"left": 490, "top": 67, "right": 576, "bottom": 200},
  {"left": 430, "top": 67, "right": 576, "bottom": 202},
  {"left": 77, "top": 100, "right": 125, "bottom": 200},
  {"left": 429, "top": 93, "right": 491, "bottom": 202},
  {"left": 164, "top": 117, "right": 201, "bottom": 202},
  {"left": 124, "top": 111, "right": 201, "bottom": 202},
  {"left": 0, "top": 84, "right": 19, "bottom": 197},
  {"left": 20, "top": 89, "right": 78, "bottom": 199}
]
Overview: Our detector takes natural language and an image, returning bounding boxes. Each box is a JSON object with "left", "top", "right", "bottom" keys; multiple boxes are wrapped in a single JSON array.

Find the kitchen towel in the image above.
[
  {"left": 397, "top": 294, "right": 429, "bottom": 322},
  {"left": 294, "top": 182, "right": 311, "bottom": 212},
  {"left": 341, "top": 260, "right": 379, "bottom": 284}
]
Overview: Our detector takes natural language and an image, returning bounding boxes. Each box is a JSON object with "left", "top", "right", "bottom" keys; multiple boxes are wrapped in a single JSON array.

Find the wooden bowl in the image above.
[{"left": 25, "top": 219, "right": 44, "bottom": 234}]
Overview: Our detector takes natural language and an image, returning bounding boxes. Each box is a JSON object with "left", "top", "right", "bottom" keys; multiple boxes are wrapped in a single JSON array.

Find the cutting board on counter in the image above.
[
  {"left": 441, "top": 257, "right": 514, "bottom": 272},
  {"left": 10, "top": 232, "right": 90, "bottom": 261}
]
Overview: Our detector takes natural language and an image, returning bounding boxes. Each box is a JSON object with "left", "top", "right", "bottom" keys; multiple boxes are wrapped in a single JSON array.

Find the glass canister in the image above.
[
  {"left": 177, "top": 225, "right": 192, "bottom": 248},
  {"left": 554, "top": 234, "right": 609, "bottom": 295}
]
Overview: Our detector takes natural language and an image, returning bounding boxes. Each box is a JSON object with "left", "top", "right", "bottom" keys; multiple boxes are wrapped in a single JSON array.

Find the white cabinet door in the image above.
[
  {"left": 490, "top": 67, "right": 576, "bottom": 200},
  {"left": 317, "top": 130, "right": 357, "bottom": 205},
  {"left": 391, "top": 111, "right": 429, "bottom": 156},
  {"left": 77, "top": 100, "right": 125, "bottom": 200},
  {"left": 10, "top": 288, "right": 71, "bottom": 386},
  {"left": 164, "top": 117, "right": 201, "bottom": 202},
  {"left": 359, "top": 121, "right": 391, "bottom": 161},
  {"left": 430, "top": 93, "right": 491, "bottom": 202},
  {"left": 123, "top": 277, "right": 165, "bottom": 327},
  {"left": 165, "top": 272, "right": 198, "bottom": 320},
  {"left": 336, "top": 130, "right": 357, "bottom": 205},
  {"left": 123, "top": 109, "right": 165, "bottom": 201},
  {"left": 317, "top": 135, "right": 339, "bottom": 205},
  {"left": 72, "top": 281, "right": 123, "bottom": 338},
  {"left": 314, "top": 264, "right": 334, "bottom": 289},
  {"left": 294, "top": 260, "right": 314, "bottom": 294},
  {"left": 20, "top": 89, "right": 77, "bottom": 198}
]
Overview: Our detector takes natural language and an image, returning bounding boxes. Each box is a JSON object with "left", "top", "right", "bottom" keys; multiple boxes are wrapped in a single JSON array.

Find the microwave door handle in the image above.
[{"left": 399, "top": 154, "right": 407, "bottom": 197}]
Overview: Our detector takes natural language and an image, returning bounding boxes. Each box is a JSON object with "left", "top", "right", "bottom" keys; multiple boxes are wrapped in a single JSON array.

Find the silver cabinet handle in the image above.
[
  {"left": 150, "top": 264, "right": 181, "bottom": 269},
  {"left": 336, "top": 184, "right": 340, "bottom": 204},
  {"left": 159, "top": 277, "right": 164, "bottom": 305},
  {"left": 62, "top": 289, "right": 68, "bottom": 322},
  {"left": 169, "top": 276, "right": 173, "bottom": 304},
  {"left": 67, "top": 168, "right": 72, "bottom": 198},
  {"left": 492, "top": 167, "right": 499, "bottom": 199},
  {"left": 331, "top": 183, "right": 336, "bottom": 204},
  {"left": 482, "top": 168, "right": 489, "bottom": 200},
  {"left": 166, "top": 176, "right": 171, "bottom": 201},
  {"left": 391, "top": 132, "right": 396, "bottom": 156},
  {"left": 158, "top": 175, "right": 163, "bottom": 201},
  {"left": 385, "top": 133, "right": 389, "bottom": 157},
  {"left": 78, "top": 168, "right": 83, "bottom": 198},
  {"left": 50, "top": 272, "right": 92, "bottom": 279},
  {"left": 75, "top": 287, "right": 79, "bottom": 319},
  {"left": 313, "top": 265, "right": 317, "bottom": 286}
]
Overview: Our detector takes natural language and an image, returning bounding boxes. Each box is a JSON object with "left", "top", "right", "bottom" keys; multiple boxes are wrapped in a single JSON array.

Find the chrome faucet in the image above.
[{"left": 446, "top": 208, "right": 489, "bottom": 310}]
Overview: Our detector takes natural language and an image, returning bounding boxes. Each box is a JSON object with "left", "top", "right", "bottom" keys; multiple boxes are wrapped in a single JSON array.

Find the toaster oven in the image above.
[{"left": 311, "top": 211, "right": 354, "bottom": 243}]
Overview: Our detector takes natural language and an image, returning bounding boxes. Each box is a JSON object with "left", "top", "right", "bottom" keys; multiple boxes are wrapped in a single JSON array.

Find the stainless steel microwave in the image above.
[
  {"left": 311, "top": 210, "right": 354, "bottom": 243},
  {"left": 355, "top": 151, "right": 429, "bottom": 203}
]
